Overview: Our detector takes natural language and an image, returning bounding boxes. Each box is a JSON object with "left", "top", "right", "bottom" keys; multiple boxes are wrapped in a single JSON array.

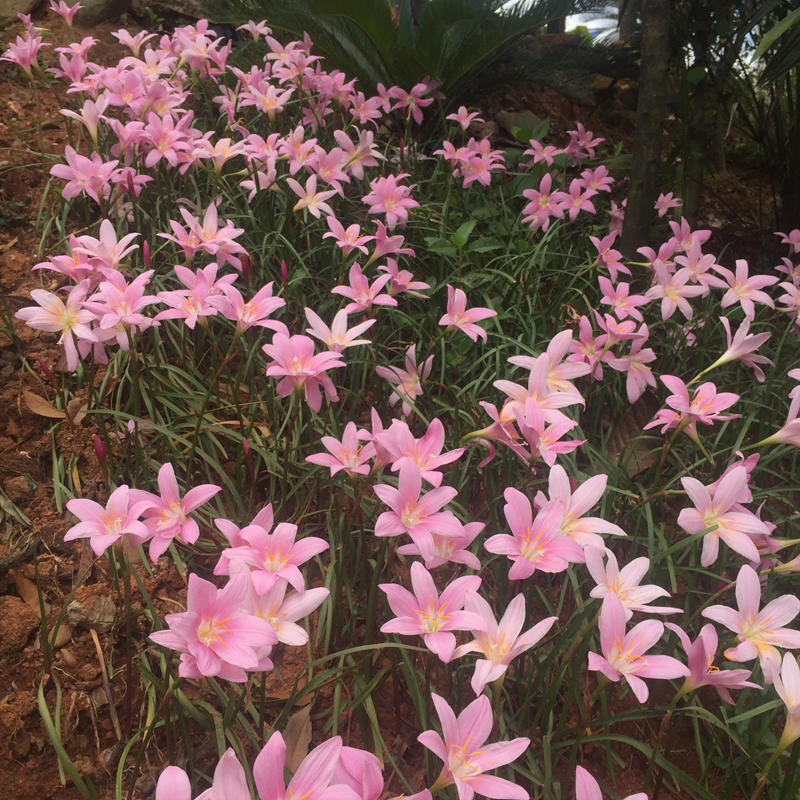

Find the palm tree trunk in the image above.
[{"left": 620, "top": 0, "right": 670, "bottom": 256}]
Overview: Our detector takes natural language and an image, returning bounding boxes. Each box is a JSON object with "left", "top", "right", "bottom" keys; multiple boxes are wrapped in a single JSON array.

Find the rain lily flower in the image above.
[
  {"left": 1, "top": 32, "right": 48, "bottom": 78},
  {"left": 702, "top": 564, "right": 800, "bottom": 683},
  {"left": 677, "top": 465, "right": 770, "bottom": 567},
  {"left": 367, "top": 220, "right": 416, "bottom": 263},
  {"left": 362, "top": 173, "right": 419, "bottom": 228},
  {"left": 207, "top": 282, "right": 286, "bottom": 336},
  {"left": 534, "top": 465, "right": 626, "bottom": 549},
  {"left": 139, "top": 462, "right": 220, "bottom": 561},
  {"left": 285, "top": 174, "right": 337, "bottom": 218},
  {"left": 776, "top": 229, "right": 800, "bottom": 254},
  {"left": 773, "top": 653, "right": 800, "bottom": 749},
  {"left": 644, "top": 375, "right": 739, "bottom": 439},
  {"left": 263, "top": 333, "right": 345, "bottom": 412},
  {"left": 418, "top": 693, "right": 530, "bottom": 800},
  {"left": 756, "top": 372, "right": 800, "bottom": 448},
  {"left": 306, "top": 420, "right": 376, "bottom": 476},
  {"left": 149, "top": 571, "right": 274, "bottom": 682},
  {"left": 453, "top": 593, "right": 557, "bottom": 695},
  {"left": 665, "top": 622, "right": 760, "bottom": 704},
  {"left": 667, "top": 217, "right": 711, "bottom": 253},
  {"left": 715, "top": 259, "right": 778, "bottom": 319},
  {"left": 585, "top": 547, "right": 680, "bottom": 619},
  {"left": 484, "top": 487, "right": 584, "bottom": 579},
  {"left": 375, "top": 344, "right": 433, "bottom": 417},
  {"left": 323, "top": 217, "right": 374, "bottom": 255},
  {"left": 645, "top": 264, "right": 710, "bottom": 320},
  {"left": 15, "top": 283, "right": 97, "bottom": 371},
  {"left": 598, "top": 276, "right": 646, "bottom": 322},
  {"left": 523, "top": 139, "right": 565, "bottom": 166},
  {"left": 575, "top": 766, "right": 647, "bottom": 800},
  {"left": 245, "top": 580, "right": 330, "bottom": 647},
  {"left": 304, "top": 307, "right": 375, "bottom": 352},
  {"left": 254, "top": 733, "right": 360, "bottom": 800},
  {"left": 378, "top": 257, "right": 430, "bottom": 297},
  {"left": 65, "top": 485, "right": 152, "bottom": 555},
  {"left": 155, "top": 765, "right": 192, "bottom": 800},
  {"left": 607, "top": 335, "right": 657, "bottom": 403},
  {"left": 72, "top": 219, "right": 139, "bottom": 273},
  {"left": 378, "top": 417, "right": 464, "bottom": 487},
  {"left": 439, "top": 285, "right": 497, "bottom": 342},
  {"left": 704, "top": 317, "right": 772, "bottom": 383},
  {"left": 397, "top": 520, "right": 483, "bottom": 570},
  {"left": 521, "top": 172, "right": 566, "bottom": 232},
  {"left": 373, "top": 462, "right": 462, "bottom": 556},
  {"left": 331, "top": 262, "right": 397, "bottom": 314},
  {"left": 587, "top": 594, "right": 689, "bottom": 703},
  {"left": 654, "top": 191, "right": 682, "bottom": 217},
  {"left": 214, "top": 521, "right": 328, "bottom": 594},
  {"left": 590, "top": 231, "right": 630, "bottom": 283},
  {"left": 446, "top": 105, "right": 485, "bottom": 130},
  {"left": 379, "top": 561, "right": 484, "bottom": 662},
  {"left": 50, "top": 147, "right": 118, "bottom": 204}
]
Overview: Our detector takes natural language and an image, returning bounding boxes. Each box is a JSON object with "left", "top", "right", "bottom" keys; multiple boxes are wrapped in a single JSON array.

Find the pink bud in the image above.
[
  {"left": 126, "top": 171, "right": 136, "bottom": 196},
  {"left": 93, "top": 435, "right": 107, "bottom": 464},
  {"left": 142, "top": 240, "right": 150, "bottom": 267},
  {"left": 280, "top": 259, "right": 289, "bottom": 291},
  {"left": 38, "top": 358, "right": 54, "bottom": 380},
  {"left": 241, "top": 252, "right": 250, "bottom": 282}
]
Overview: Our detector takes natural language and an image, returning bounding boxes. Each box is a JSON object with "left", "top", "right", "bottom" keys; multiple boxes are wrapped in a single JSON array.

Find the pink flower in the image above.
[
  {"left": 418, "top": 693, "right": 530, "bottom": 800},
  {"left": 773, "top": 652, "right": 800, "bottom": 748},
  {"left": 654, "top": 191, "right": 682, "bottom": 217},
  {"left": 375, "top": 344, "right": 433, "bottom": 417},
  {"left": 521, "top": 172, "right": 566, "bottom": 232},
  {"left": 331, "top": 262, "right": 397, "bottom": 314},
  {"left": 1, "top": 32, "right": 48, "bottom": 77},
  {"left": 713, "top": 317, "right": 773, "bottom": 382},
  {"left": 323, "top": 216, "right": 374, "bottom": 255},
  {"left": 140, "top": 463, "right": 220, "bottom": 560},
  {"left": 366, "top": 221, "right": 416, "bottom": 264},
  {"left": 380, "top": 561, "right": 484, "bottom": 662},
  {"left": 50, "top": 147, "right": 118, "bottom": 204},
  {"left": 597, "top": 276, "right": 646, "bottom": 321},
  {"left": 776, "top": 229, "right": 800, "bottom": 254},
  {"left": 263, "top": 333, "right": 345, "bottom": 412},
  {"left": 607, "top": 335, "right": 657, "bottom": 403},
  {"left": 644, "top": 375, "right": 739, "bottom": 438},
  {"left": 306, "top": 420, "right": 376, "bottom": 476},
  {"left": 71, "top": 219, "right": 139, "bottom": 272},
  {"left": 439, "top": 285, "right": 497, "bottom": 342},
  {"left": 50, "top": 1, "right": 81, "bottom": 24},
  {"left": 446, "top": 105, "right": 485, "bottom": 130},
  {"left": 587, "top": 594, "right": 689, "bottom": 703},
  {"left": 702, "top": 564, "right": 800, "bottom": 683},
  {"left": 590, "top": 232, "right": 630, "bottom": 283},
  {"left": 665, "top": 622, "right": 760, "bottom": 704},
  {"left": 373, "top": 462, "right": 462, "bottom": 556},
  {"left": 65, "top": 485, "right": 152, "bottom": 555},
  {"left": 396, "top": 521, "right": 483, "bottom": 570},
  {"left": 378, "top": 417, "right": 463, "bottom": 487},
  {"left": 485, "top": 488, "right": 584, "bottom": 580},
  {"left": 285, "top": 174, "right": 336, "bottom": 218},
  {"left": 377, "top": 258, "right": 430, "bottom": 297},
  {"left": 214, "top": 521, "right": 328, "bottom": 594},
  {"left": 585, "top": 547, "right": 680, "bottom": 619},
  {"left": 388, "top": 82, "right": 434, "bottom": 124},
  {"left": 149, "top": 571, "right": 274, "bottom": 682},
  {"left": 207, "top": 282, "right": 286, "bottom": 336},
  {"left": 304, "top": 307, "right": 375, "bottom": 352},
  {"left": 575, "top": 766, "right": 647, "bottom": 800},
  {"left": 645, "top": 264, "right": 706, "bottom": 321},
  {"left": 15, "top": 283, "right": 97, "bottom": 371},
  {"left": 254, "top": 733, "right": 360, "bottom": 800},
  {"left": 155, "top": 765, "right": 192, "bottom": 800},
  {"left": 362, "top": 173, "right": 419, "bottom": 229},
  {"left": 534, "top": 465, "right": 626, "bottom": 549},
  {"left": 677, "top": 465, "right": 769, "bottom": 566},
  {"left": 716, "top": 259, "right": 778, "bottom": 319},
  {"left": 453, "top": 593, "right": 557, "bottom": 695}
]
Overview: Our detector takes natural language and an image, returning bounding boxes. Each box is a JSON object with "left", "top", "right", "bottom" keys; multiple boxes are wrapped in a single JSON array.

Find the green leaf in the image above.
[
  {"left": 687, "top": 65, "right": 707, "bottom": 85},
  {"left": 753, "top": 7, "right": 800, "bottom": 62},
  {"left": 451, "top": 220, "right": 476, "bottom": 248}
]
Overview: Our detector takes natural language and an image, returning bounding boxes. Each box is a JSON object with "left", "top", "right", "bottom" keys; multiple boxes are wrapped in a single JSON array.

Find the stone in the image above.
[
  {"left": 0, "top": 595, "right": 38, "bottom": 655},
  {"left": 3, "top": 475, "right": 29, "bottom": 503},
  {"left": 130, "top": 0, "right": 208, "bottom": 21},
  {"left": 67, "top": 588, "right": 117, "bottom": 632},
  {"left": 0, "top": 0, "right": 37, "bottom": 30},
  {"left": 73, "top": 0, "right": 131, "bottom": 27}
]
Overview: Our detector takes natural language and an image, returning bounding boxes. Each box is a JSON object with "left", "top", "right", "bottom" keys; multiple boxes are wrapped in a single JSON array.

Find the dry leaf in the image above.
[
  {"left": 283, "top": 705, "right": 312, "bottom": 772},
  {"left": 0, "top": 237, "right": 18, "bottom": 252},
  {"left": 606, "top": 392, "right": 661, "bottom": 478},
  {"left": 22, "top": 390, "right": 66, "bottom": 419},
  {"left": 10, "top": 569, "right": 50, "bottom": 617},
  {"left": 66, "top": 397, "right": 87, "bottom": 425}
]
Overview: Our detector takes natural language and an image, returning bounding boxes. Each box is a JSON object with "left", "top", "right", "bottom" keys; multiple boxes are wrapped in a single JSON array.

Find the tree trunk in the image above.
[
  {"left": 618, "top": 0, "right": 641, "bottom": 43},
  {"left": 619, "top": 0, "right": 670, "bottom": 257}
]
